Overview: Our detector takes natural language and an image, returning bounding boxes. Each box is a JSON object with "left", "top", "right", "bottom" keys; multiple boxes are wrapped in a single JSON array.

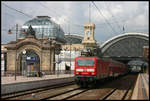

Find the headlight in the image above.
[
  {"left": 76, "top": 69, "right": 83, "bottom": 72},
  {"left": 76, "top": 72, "right": 79, "bottom": 74},
  {"left": 91, "top": 73, "right": 95, "bottom": 75},
  {"left": 87, "top": 69, "right": 95, "bottom": 72}
]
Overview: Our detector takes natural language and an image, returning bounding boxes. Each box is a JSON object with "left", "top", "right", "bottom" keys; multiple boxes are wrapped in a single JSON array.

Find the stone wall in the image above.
[{"left": 6, "top": 39, "right": 56, "bottom": 74}]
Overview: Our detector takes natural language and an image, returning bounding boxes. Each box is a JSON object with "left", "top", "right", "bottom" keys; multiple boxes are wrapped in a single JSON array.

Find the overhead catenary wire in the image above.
[
  {"left": 91, "top": 1, "right": 118, "bottom": 35},
  {"left": 96, "top": 19, "right": 127, "bottom": 26},
  {"left": 100, "top": 4, "right": 127, "bottom": 56},
  {"left": 104, "top": 3, "right": 123, "bottom": 33},
  {"left": 2, "top": 2, "right": 112, "bottom": 32},
  {"left": 39, "top": 3, "right": 84, "bottom": 28},
  {"left": 2, "top": 3, "right": 34, "bottom": 19},
  {"left": 39, "top": 2, "right": 85, "bottom": 36},
  {"left": 3, "top": 2, "right": 84, "bottom": 35},
  {"left": 3, "top": 2, "right": 81, "bottom": 29},
  {"left": 2, "top": 3, "right": 76, "bottom": 35}
]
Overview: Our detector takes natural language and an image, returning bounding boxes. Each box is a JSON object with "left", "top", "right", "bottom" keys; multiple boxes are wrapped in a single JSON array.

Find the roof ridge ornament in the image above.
[
  {"left": 26, "top": 25, "right": 36, "bottom": 38},
  {"left": 37, "top": 16, "right": 51, "bottom": 19}
]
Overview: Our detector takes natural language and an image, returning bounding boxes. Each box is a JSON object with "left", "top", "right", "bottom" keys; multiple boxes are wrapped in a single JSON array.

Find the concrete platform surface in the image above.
[
  {"left": 1, "top": 74, "right": 74, "bottom": 85},
  {"left": 1, "top": 74, "right": 74, "bottom": 95},
  {"left": 131, "top": 73, "right": 149, "bottom": 100}
]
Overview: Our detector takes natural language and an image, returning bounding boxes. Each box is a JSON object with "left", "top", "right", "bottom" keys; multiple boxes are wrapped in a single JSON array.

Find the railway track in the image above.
[
  {"left": 2, "top": 74, "right": 137, "bottom": 100},
  {"left": 101, "top": 83, "right": 133, "bottom": 100},
  {"left": 46, "top": 88, "right": 89, "bottom": 100},
  {"left": 68, "top": 74, "right": 137, "bottom": 100},
  {"left": 1, "top": 81, "right": 75, "bottom": 100}
]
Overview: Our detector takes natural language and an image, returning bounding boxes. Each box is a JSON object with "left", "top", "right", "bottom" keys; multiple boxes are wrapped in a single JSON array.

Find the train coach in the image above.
[{"left": 74, "top": 56, "right": 128, "bottom": 87}]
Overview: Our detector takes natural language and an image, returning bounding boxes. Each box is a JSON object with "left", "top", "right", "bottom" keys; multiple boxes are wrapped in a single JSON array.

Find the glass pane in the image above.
[
  {"left": 19, "top": 16, "right": 65, "bottom": 40},
  {"left": 77, "top": 59, "right": 95, "bottom": 66}
]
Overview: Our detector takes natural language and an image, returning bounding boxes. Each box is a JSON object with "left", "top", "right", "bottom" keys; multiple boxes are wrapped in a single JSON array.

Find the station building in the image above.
[
  {"left": 2, "top": 16, "right": 84, "bottom": 76},
  {"left": 55, "top": 34, "right": 84, "bottom": 72}
]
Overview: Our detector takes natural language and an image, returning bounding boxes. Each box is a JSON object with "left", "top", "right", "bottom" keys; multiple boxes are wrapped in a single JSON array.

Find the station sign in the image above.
[{"left": 26, "top": 56, "right": 37, "bottom": 62}]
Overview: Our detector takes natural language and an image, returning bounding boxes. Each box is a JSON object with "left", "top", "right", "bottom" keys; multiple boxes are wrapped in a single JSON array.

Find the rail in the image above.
[{"left": 1, "top": 81, "right": 75, "bottom": 100}]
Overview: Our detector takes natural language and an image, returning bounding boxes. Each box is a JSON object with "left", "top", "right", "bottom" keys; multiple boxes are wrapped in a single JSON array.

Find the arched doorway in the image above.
[{"left": 20, "top": 49, "right": 40, "bottom": 76}]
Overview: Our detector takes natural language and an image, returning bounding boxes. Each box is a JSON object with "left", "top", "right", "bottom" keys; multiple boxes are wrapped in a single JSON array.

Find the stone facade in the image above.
[
  {"left": 143, "top": 46, "right": 149, "bottom": 74},
  {"left": 5, "top": 37, "right": 60, "bottom": 75},
  {"left": 62, "top": 44, "right": 84, "bottom": 51},
  {"left": 82, "top": 23, "right": 97, "bottom": 48},
  {"left": 143, "top": 46, "right": 149, "bottom": 61},
  {"left": 1, "top": 45, "right": 7, "bottom": 76}
]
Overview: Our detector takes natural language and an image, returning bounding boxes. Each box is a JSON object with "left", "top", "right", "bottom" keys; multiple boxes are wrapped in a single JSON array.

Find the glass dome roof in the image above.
[{"left": 19, "top": 16, "right": 65, "bottom": 41}]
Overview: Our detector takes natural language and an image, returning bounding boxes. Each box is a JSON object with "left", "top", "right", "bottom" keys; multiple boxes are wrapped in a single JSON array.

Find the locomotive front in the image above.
[{"left": 74, "top": 57, "right": 97, "bottom": 87}]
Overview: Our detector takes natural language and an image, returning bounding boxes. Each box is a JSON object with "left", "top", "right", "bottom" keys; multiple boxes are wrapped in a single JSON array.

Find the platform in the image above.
[
  {"left": 1, "top": 74, "right": 74, "bottom": 85},
  {"left": 131, "top": 73, "right": 149, "bottom": 100},
  {"left": 1, "top": 74, "right": 74, "bottom": 95}
]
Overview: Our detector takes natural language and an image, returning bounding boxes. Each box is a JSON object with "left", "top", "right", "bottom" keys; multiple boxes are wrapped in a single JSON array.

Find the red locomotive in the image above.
[{"left": 74, "top": 56, "right": 127, "bottom": 87}]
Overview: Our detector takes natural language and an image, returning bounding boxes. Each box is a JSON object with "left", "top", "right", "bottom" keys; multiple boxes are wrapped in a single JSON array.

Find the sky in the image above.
[{"left": 1, "top": 1, "right": 149, "bottom": 44}]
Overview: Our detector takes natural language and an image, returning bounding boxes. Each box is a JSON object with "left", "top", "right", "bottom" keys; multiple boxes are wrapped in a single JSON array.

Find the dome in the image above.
[{"left": 19, "top": 16, "right": 65, "bottom": 42}]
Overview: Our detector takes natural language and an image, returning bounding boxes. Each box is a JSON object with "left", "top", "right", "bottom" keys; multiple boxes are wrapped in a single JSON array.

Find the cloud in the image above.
[
  {"left": 111, "top": 5, "right": 122, "bottom": 15},
  {"left": 134, "top": 14, "right": 148, "bottom": 27},
  {"left": 1, "top": 1, "right": 149, "bottom": 44},
  {"left": 51, "top": 15, "right": 68, "bottom": 25}
]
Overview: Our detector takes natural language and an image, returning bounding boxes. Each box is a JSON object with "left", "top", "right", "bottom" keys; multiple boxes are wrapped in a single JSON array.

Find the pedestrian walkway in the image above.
[
  {"left": 1, "top": 74, "right": 74, "bottom": 85},
  {"left": 131, "top": 73, "right": 149, "bottom": 100}
]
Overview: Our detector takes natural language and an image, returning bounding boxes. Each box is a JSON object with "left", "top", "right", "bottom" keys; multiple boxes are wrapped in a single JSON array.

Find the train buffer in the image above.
[{"left": 131, "top": 73, "right": 149, "bottom": 100}]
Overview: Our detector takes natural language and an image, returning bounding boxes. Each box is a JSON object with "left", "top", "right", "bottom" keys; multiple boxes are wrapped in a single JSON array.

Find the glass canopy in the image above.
[
  {"left": 19, "top": 16, "right": 65, "bottom": 40},
  {"left": 64, "top": 34, "right": 83, "bottom": 44}
]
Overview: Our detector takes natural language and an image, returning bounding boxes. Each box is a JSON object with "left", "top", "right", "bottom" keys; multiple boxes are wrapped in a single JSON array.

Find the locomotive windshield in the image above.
[{"left": 76, "top": 59, "right": 95, "bottom": 66}]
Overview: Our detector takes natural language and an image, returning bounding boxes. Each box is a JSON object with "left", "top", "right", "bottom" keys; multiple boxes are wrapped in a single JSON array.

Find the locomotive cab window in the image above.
[{"left": 76, "top": 59, "right": 95, "bottom": 66}]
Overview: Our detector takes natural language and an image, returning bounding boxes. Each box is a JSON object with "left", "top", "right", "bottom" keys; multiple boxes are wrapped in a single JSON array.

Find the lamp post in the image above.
[
  {"left": 69, "top": 33, "right": 72, "bottom": 76},
  {"left": 40, "top": 27, "right": 44, "bottom": 76},
  {"left": 22, "top": 50, "right": 26, "bottom": 76},
  {"left": 15, "top": 24, "right": 18, "bottom": 80},
  {"left": 57, "top": 47, "right": 60, "bottom": 77},
  {"left": 8, "top": 24, "right": 25, "bottom": 80},
  {"left": 58, "top": 54, "right": 59, "bottom": 77},
  {"left": 49, "top": 38, "right": 51, "bottom": 74},
  {"left": 54, "top": 43, "right": 61, "bottom": 77}
]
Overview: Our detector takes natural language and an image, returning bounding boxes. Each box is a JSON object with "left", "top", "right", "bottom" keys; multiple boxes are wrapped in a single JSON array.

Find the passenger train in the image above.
[{"left": 74, "top": 54, "right": 128, "bottom": 87}]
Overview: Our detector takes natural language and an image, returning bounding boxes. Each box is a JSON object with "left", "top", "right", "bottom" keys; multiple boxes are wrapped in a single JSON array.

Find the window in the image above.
[{"left": 77, "top": 59, "right": 95, "bottom": 66}]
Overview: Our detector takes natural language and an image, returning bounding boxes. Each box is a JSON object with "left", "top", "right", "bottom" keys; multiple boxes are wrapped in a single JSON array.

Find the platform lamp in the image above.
[{"left": 8, "top": 24, "right": 26, "bottom": 80}]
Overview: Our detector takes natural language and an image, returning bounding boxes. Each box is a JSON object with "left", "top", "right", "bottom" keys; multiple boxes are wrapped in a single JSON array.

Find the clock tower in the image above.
[{"left": 82, "top": 23, "right": 97, "bottom": 48}]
